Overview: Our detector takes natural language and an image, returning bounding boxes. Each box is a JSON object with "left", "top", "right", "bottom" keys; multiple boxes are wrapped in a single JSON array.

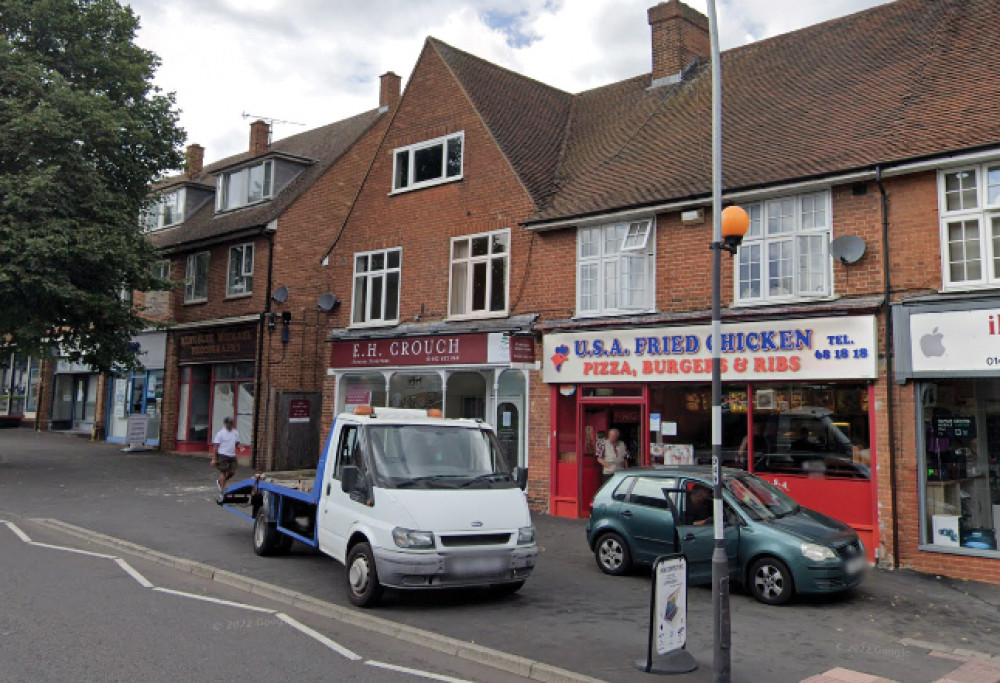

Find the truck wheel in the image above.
[
  {"left": 253, "top": 508, "right": 283, "bottom": 557},
  {"left": 748, "top": 556, "right": 794, "bottom": 605},
  {"left": 594, "top": 532, "right": 632, "bottom": 576},
  {"left": 345, "top": 542, "right": 383, "bottom": 607}
]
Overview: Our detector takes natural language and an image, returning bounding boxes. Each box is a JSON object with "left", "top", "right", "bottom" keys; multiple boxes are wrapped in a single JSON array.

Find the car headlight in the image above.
[
  {"left": 801, "top": 542, "right": 837, "bottom": 562},
  {"left": 392, "top": 527, "right": 435, "bottom": 549},
  {"left": 517, "top": 526, "right": 536, "bottom": 545}
]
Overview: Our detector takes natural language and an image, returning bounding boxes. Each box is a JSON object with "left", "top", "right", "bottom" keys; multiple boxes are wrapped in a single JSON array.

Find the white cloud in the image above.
[{"left": 126, "top": 0, "right": 892, "bottom": 161}]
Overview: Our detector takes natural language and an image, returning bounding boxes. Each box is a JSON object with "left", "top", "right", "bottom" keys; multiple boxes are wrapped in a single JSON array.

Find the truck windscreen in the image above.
[{"left": 366, "top": 425, "right": 512, "bottom": 488}]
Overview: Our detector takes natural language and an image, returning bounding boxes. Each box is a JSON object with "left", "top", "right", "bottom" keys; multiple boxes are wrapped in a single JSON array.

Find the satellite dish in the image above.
[
  {"left": 317, "top": 292, "right": 339, "bottom": 312},
  {"left": 830, "top": 235, "right": 866, "bottom": 265},
  {"left": 271, "top": 285, "right": 289, "bottom": 303}
]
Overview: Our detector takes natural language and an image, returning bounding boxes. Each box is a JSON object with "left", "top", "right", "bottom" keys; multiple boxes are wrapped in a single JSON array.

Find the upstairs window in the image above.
[
  {"left": 227, "top": 244, "right": 254, "bottom": 297},
  {"left": 184, "top": 252, "right": 209, "bottom": 303},
  {"left": 352, "top": 248, "right": 401, "bottom": 326},
  {"left": 736, "top": 192, "right": 831, "bottom": 304},
  {"left": 939, "top": 164, "right": 1000, "bottom": 289},
  {"left": 142, "top": 189, "right": 185, "bottom": 232},
  {"left": 577, "top": 219, "right": 654, "bottom": 316},
  {"left": 392, "top": 132, "right": 463, "bottom": 192},
  {"left": 450, "top": 230, "right": 508, "bottom": 317},
  {"left": 217, "top": 160, "right": 273, "bottom": 212}
]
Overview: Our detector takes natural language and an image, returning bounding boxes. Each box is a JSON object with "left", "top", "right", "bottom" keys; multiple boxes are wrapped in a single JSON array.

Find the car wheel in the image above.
[
  {"left": 594, "top": 532, "right": 632, "bottom": 576},
  {"left": 345, "top": 542, "right": 383, "bottom": 608},
  {"left": 748, "top": 557, "right": 794, "bottom": 605},
  {"left": 252, "top": 508, "right": 282, "bottom": 557}
]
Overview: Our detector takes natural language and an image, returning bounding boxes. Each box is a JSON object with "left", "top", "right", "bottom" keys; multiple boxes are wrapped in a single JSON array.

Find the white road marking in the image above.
[
  {"left": 153, "top": 587, "right": 276, "bottom": 614},
  {"left": 28, "top": 541, "right": 117, "bottom": 559},
  {"left": 275, "top": 613, "right": 362, "bottom": 661},
  {"left": 365, "top": 660, "right": 474, "bottom": 683},
  {"left": 2, "top": 520, "right": 32, "bottom": 543},
  {"left": 114, "top": 558, "right": 154, "bottom": 588}
]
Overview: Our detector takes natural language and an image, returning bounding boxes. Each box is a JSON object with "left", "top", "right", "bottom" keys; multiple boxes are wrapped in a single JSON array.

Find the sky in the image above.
[{"left": 126, "top": 0, "right": 893, "bottom": 164}]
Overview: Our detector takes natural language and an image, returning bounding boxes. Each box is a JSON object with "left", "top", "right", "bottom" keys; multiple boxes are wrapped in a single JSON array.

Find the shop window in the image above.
[
  {"left": 648, "top": 384, "right": 748, "bottom": 468},
  {"left": 0, "top": 355, "right": 29, "bottom": 415},
  {"left": 750, "top": 384, "right": 870, "bottom": 479},
  {"left": 227, "top": 243, "right": 254, "bottom": 297},
  {"left": 446, "top": 371, "right": 486, "bottom": 419},
  {"left": 736, "top": 192, "right": 831, "bottom": 304},
  {"left": 919, "top": 380, "right": 999, "bottom": 553},
  {"left": 938, "top": 164, "right": 1000, "bottom": 289},
  {"left": 352, "top": 248, "right": 401, "bottom": 326},
  {"left": 389, "top": 372, "right": 442, "bottom": 411},
  {"left": 577, "top": 219, "right": 655, "bottom": 316},
  {"left": 449, "top": 230, "right": 508, "bottom": 317},
  {"left": 339, "top": 373, "right": 387, "bottom": 414},
  {"left": 210, "top": 363, "right": 255, "bottom": 444}
]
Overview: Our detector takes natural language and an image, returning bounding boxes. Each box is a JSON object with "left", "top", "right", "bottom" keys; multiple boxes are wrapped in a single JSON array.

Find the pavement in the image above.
[{"left": 1, "top": 428, "right": 999, "bottom": 682}]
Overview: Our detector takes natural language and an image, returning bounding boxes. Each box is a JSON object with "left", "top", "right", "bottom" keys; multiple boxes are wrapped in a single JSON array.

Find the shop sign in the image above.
[
  {"left": 178, "top": 325, "right": 257, "bottom": 363},
  {"left": 543, "top": 316, "right": 877, "bottom": 383},
  {"left": 288, "top": 399, "right": 311, "bottom": 424},
  {"left": 909, "top": 308, "right": 1000, "bottom": 374},
  {"left": 330, "top": 332, "right": 532, "bottom": 369}
]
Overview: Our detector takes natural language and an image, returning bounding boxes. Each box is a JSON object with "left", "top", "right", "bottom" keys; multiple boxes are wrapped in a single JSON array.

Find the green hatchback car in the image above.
[{"left": 585, "top": 466, "right": 868, "bottom": 605}]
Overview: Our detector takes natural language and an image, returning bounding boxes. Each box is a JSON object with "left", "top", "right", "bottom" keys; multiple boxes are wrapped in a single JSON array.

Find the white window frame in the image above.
[
  {"left": 938, "top": 163, "right": 1000, "bottom": 290},
  {"left": 184, "top": 252, "right": 209, "bottom": 304},
  {"left": 351, "top": 247, "right": 402, "bottom": 327},
  {"left": 448, "top": 229, "right": 510, "bottom": 319},
  {"left": 391, "top": 132, "right": 464, "bottom": 194},
  {"left": 575, "top": 219, "right": 656, "bottom": 317},
  {"left": 142, "top": 189, "right": 185, "bottom": 232},
  {"left": 216, "top": 160, "right": 274, "bottom": 213},
  {"left": 226, "top": 243, "right": 254, "bottom": 298},
  {"left": 734, "top": 191, "right": 833, "bottom": 305},
  {"left": 151, "top": 260, "right": 171, "bottom": 282}
]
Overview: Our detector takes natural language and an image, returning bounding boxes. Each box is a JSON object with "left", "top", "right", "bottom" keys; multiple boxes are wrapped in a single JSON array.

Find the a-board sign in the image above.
[
  {"left": 126, "top": 413, "right": 148, "bottom": 444},
  {"left": 654, "top": 555, "right": 688, "bottom": 655}
]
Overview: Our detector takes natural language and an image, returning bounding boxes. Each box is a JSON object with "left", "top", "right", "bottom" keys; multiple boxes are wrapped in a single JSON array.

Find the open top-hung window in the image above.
[
  {"left": 216, "top": 160, "right": 273, "bottom": 212},
  {"left": 939, "top": 164, "right": 1000, "bottom": 289},
  {"left": 392, "top": 132, "right": 463, "bottom": 192},
  {"left": 352, "top": 248, "right": 401, "bottom": 326},
  {"left": 577, "top": 219, "right": 654, "bottom": 316},
  {"left": 736, "top": 191, "right": 832, "bottom": 304},
  {"left": 450, "top": 230, "right": 508, "bottom": 317}
]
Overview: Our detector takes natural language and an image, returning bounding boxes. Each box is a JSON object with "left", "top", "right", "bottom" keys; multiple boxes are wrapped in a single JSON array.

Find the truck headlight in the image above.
[
  {"left": 392, "top": 528, "right": 435, "bottom": 549},
  {"left": 801, "top": 542, "right": 837, "bottom": 562},
  {"left": 517, "top": 526, "right": 536, "bottom": 545}
]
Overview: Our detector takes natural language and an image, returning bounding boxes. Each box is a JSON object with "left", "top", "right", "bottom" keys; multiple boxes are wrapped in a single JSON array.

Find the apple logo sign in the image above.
[{"left": 920, "top": 327, "right": 945, "bottom": 357}]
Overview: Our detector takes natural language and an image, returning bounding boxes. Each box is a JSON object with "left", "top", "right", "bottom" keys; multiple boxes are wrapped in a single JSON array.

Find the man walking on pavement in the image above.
[{"left": 210, "top": 416, "right": 240, "bottom": 491}]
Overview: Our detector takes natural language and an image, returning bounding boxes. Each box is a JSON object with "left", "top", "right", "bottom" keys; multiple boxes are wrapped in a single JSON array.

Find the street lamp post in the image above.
[{"left": 706, "top": 2, "right": 749, "bottom": 682}]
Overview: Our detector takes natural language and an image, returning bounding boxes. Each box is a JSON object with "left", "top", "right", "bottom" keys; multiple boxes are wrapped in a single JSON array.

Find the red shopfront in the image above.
[{"left": 544, "top": 315, "right": 881, "bottom": 560}]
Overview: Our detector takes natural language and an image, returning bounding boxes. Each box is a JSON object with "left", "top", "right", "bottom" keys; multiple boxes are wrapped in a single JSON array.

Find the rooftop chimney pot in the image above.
[{"left": 648, "top": 1, "right": 709, "bottom": 86}]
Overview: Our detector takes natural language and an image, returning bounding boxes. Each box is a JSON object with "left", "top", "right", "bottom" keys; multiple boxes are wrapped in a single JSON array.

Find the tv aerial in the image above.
[{"left": 830, "top": 235, "right": 866, "bottom": 265}]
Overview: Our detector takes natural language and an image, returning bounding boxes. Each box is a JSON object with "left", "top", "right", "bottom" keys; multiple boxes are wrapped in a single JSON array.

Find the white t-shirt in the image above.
[{"left": 214, "top": 427, "right": 240, "bottom": 457}]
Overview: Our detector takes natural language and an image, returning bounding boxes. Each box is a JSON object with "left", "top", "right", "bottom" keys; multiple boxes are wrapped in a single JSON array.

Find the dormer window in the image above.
[
  {"left": 216, "top": 160, "right": 273, "bottom": 212},
  {"left": 142, "top": 189, "right": 186, "bottom": 232},
  {"left": 392, "top": 132, "right": 463, "bottom": 193}
]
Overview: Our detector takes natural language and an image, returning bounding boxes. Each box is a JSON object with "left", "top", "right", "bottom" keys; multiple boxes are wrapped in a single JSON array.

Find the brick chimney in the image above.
[
  {"left": 185, "top": 143, "right": 204, "bottom": 178},
  {"left": 648, "top": 1, "right": 709, "bottom": 86},
  {"left": 249, "top": 119, "right": 270, "bottom": 155},
  {"left": 379, "top": 71, "right": 401, "bottom": 111}
]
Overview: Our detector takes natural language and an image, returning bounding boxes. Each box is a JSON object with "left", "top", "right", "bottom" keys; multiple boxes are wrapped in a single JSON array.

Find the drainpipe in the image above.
[
  {"left": 252, "top": 227, "right": 276, "bottom": 470},
  {"left": 875, "top": 165, "right": 899, "bottom": 569}
]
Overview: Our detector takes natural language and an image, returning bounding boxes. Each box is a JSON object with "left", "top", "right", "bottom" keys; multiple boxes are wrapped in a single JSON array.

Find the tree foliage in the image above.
[{"left": 0, "top": 0, "right": 183, "bottom": 372}]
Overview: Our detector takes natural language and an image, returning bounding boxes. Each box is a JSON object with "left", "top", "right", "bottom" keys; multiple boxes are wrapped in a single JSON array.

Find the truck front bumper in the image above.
[{"left": 373, "top": 545, "right": 538, "bottom": 589}]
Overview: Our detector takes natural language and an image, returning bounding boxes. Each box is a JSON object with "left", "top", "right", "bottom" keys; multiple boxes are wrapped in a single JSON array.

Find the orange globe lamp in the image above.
[{"left": 721, "top": 205, "right": 750, "bottom": 254}]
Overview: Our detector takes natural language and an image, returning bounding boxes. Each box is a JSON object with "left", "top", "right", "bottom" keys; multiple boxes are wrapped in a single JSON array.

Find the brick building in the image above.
[{"left": 313, "top": 0, "right": 1000, "bottom": 584}]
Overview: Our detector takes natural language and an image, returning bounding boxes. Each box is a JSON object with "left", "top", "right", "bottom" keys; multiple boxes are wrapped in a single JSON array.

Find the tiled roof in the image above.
[
  {"left": 527, "top": 0, "right": 1000, "bottom": 224},
  {"left": 429, "top": 38, "right": 573, "bottom": 207},
  {"left": 148, "top": 108, "right": 384, "bottom": 251}
]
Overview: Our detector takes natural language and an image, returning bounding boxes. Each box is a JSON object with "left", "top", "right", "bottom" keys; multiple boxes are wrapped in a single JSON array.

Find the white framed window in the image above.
[
  {"left": 576, "top": 219, "right": 655, "bottom": 316},
  {"left": 449, "top": 230, "right": 509, "bottom": 317},
  {"left": 151, "top": 260, "right": 170, "bottom": 282},
  {"left": 392, "top": 132, "right": 463, "bottom": 193},
  {"left": 938, "top": 164, "right": 1000, "bottom": 289},
  {"left": 736, "top": 192, "right": 832, "bottom": 304},
  {"left": 227, "top": 244, "right": 254, "bottom": 297},
  {"left": 352, "top": 248, "right": 401, "bottom": 326},
  {"left": 216, "top": 160, "right": 273, "bottom": 212},
  {"left": 141, "top": 189, "right": 185, "bottom": 232},
  {"left": 184, "top": 252, "right": 209, "bottom": 303}
]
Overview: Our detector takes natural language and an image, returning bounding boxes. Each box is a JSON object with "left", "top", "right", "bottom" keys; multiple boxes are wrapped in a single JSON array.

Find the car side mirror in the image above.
[
  {"left": 512, "top": 466, "right": 529, "bottom": 491},
  {"left": 341, "top": 465, "right": 361, "bottom": 494}
]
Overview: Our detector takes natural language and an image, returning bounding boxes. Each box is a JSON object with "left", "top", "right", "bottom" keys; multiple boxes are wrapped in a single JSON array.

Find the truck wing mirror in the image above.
[{"left": 512, "top": 466, "right": 529, "bottom": 491}]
